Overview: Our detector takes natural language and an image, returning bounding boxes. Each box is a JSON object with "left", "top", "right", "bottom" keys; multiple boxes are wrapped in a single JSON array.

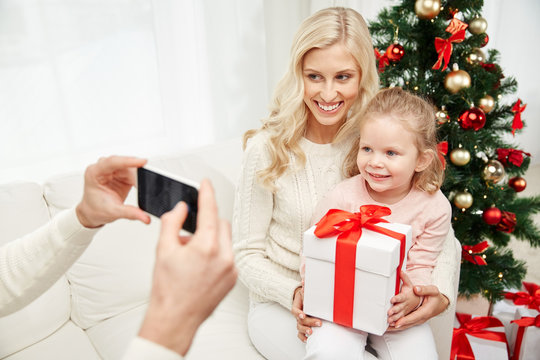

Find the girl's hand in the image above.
[
  {"left": 387, "top": 271, "right": 421, "bottom": 326},
  {"left": 291, "top": 286, "right": 321, "bottom": 342},
  {"left": 387, "top": 282, "right": 449, "bottom": 331}
]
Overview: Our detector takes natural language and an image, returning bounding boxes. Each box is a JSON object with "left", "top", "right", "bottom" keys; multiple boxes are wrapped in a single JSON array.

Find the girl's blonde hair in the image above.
[
  {"left": 343, "top": 87, "right": 444, "bottom": 193},
  {"left": 244, "top": 7, "right": 379, "bottom": 190}
]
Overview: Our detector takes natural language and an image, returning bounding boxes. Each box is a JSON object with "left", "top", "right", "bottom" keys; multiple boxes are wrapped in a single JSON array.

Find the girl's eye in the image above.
[
  {"left": 361, "top": 146, "right": 371, "bottom": 153},
  {"left": 387, "top": 150, "right": 397, "bottom": 156}
]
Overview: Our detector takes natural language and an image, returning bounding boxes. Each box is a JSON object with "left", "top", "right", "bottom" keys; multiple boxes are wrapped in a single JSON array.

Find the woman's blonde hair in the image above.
[
  {"left": 244, "top": 7, "right": 379, "bottom": 190},
  {"left": 343, "top": 87, "right": 444, "bottom": 193}
]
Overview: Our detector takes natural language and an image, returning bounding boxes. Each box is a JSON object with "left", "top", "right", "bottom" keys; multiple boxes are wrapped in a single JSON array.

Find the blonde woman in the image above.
[{"left": 232, "top": 7, "right": 458, "bottom": 359}]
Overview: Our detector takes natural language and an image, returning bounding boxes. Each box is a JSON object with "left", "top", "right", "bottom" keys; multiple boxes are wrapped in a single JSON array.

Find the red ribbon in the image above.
[
  {"left": 437, "top": 141, "right": 448, "bottom": 169},
  {"left": 314, "top": 205, "right": 406, "bottom": 328},
  {"left": 432, "top": 29, "right": 466, "bottom": 71},
  {"left": 504, "top": 282, "right": 540, "bottom": 311},
  {"left": 462, "top": 241, "right": 489, "bottom": 266},
  {"left": 511, "top": 99, "right": 527, "bottom": 136},
  {"left": 374, "top": 48, "right": 390, "bottom": 73},
  {"left": 497, "top": 148, "right": 531, "bottom": 167},
  {"left": 451, "top": 313, "right": 508, "bottom": 360},
  {"left": 510, "top": 315, "right": 540, "bottom": 360}
]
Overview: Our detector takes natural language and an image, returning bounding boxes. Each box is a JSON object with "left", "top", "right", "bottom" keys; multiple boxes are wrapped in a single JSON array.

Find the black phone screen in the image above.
[{"left": 137, "top": 167, "right": 198, "bottom": 233}]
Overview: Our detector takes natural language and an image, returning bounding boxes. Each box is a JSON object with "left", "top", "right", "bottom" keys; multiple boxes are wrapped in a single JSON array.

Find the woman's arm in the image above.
[{"left": 232, "top": 135, "right": 301, "bottom": 310}]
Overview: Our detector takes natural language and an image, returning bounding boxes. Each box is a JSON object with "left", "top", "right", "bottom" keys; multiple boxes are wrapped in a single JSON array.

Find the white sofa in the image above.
[{"left": 0, "top": 138, "right": 459, "bottom": 359}]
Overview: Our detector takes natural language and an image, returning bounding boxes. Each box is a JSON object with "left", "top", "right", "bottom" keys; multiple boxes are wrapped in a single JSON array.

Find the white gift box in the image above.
[
  {"left": 452, "top": 314, "right": 509, "bottom": 360},
  {"left": 492, "top": 289, "right": 524, "bottom": 349},
  {"left": 303, "top": 222, "right": 411, "bottom": 335},
  {"left": 509, "top": 307, "right": 540, "bottom": 360}
]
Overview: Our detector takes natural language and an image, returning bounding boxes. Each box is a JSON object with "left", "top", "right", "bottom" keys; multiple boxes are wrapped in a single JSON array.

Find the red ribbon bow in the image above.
[
  {"left": 451, "top": 313, "right": 508, "bottom": 360},
  {"left": 432, "top": 29, "right": 466, "bottom": 71},
  {"left": 314, "top": 205, "right": 406, "bottom": 328},
  {"left": 374, "top": 48, "right": 390, "bottom": 73},
  {"left": 511, "top": 99, "right": 527, "bottom": 136},
  {"left": 504, "top": 282, "right": 540, "bottom": 311},
  {"left": 437, "top": 141, "right": 448, "bottom": 169},
  {"left": 462, "top": 241, "right": 489, "bottom": 266},
  {"left": 510, "top": 314, "right": 540, "bottom": 360},
  {"left": 497, "top": 148, "right": 531, "bottom": 167}
]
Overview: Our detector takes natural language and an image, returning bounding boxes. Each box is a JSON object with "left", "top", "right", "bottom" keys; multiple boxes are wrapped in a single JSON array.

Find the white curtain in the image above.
[{"left": 1, "top": 0, "right": 538, "bottom": 184}]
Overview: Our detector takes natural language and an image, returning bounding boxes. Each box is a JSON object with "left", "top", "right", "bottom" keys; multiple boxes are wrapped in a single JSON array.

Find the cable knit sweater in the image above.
[{"left": 233, "top": 131, "right": 459, "bottom": 311}]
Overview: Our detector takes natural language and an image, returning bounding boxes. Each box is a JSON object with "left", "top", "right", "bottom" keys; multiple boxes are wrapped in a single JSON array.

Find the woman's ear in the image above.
[{"left": 415, "top": 150, "right": 433, "bottom": 173}]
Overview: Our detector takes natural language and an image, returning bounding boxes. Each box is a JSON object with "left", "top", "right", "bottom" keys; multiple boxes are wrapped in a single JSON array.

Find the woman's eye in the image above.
[
  {"left": 337, "top": 74, "right": 350, "bottom": 81},
  {"left": 308, "top": 74, "right": 321, "bottom": 80}
]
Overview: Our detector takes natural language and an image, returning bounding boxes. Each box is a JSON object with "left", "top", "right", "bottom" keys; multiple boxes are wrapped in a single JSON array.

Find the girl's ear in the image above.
[{"left": 415, "top": 150, "right": 433, "bottom": 173}]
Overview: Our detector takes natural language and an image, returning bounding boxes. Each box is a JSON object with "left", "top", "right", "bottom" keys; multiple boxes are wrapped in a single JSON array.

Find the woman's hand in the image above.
[
  {"left": 291, "top": 286, "right": 321, "bottom": 342},
  {"left": 386, "top": 284, "right": 449, "bottom": 331}
]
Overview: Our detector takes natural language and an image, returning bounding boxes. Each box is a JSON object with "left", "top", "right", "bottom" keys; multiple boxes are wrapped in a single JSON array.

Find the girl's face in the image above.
[
  {"left": 356, "top": 115, "right": 431, "bottom": 204},
  {"left": 302, "top": 43, "right": 360, "bottom": 138}
]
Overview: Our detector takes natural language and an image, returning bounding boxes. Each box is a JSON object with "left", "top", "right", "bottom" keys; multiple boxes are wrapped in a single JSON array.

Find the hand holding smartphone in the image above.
[{"left": 137, "top": 167, "right": 199, "bottom": 233}]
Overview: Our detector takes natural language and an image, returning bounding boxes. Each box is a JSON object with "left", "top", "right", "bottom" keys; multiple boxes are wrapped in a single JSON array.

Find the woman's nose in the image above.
[{"left": 320, "top": 82, "right": 337, "bottom": 102}]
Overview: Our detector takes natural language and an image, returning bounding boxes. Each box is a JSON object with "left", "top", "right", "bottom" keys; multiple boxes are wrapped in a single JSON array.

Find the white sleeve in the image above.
[
  {"left": 0, "top": 208, "right": 98, "bottom": 316},
  {"left": 431, "top": 227, "right": 459, "bottom": 311},
  {"left": 122, "top": 337, "right": 183, "bottom": 360},
  {"left": 232, "top": 136, "right": 301, "bottom": 310}
]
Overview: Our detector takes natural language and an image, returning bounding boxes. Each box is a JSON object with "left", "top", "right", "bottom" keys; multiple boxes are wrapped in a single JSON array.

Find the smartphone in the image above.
[{"left": 137, "top": 166, "right": 199, "bottom": 233}]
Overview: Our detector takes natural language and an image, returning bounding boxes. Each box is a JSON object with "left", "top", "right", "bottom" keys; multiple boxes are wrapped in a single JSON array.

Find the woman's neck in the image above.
[{"left": 304, "top": 118, "right": 343, "bottom": 144}]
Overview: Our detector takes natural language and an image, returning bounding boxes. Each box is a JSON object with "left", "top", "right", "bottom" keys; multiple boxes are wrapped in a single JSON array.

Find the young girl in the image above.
[
  {"left": 303, "top": 87, "right": 451, "bottom": 360},
  {"left": 232, "top": 7, "right": 457, "bottom": 360}
]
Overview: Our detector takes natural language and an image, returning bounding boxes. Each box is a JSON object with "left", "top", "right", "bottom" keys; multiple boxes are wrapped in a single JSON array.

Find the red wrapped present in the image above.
[
  {"left": 509, "top": 308, "right": 540, "bottom": 360},
  {"left": 303, "top": 205, "right": 411, "bottom": 335},
  {"left": 451, "top": 312, "right": 509, "bottom": 360}
]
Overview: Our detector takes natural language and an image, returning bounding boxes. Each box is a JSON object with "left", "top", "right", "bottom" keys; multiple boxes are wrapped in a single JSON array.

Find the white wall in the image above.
[{"left": 1, "top": 0, "right": 538, "bottom": 185}]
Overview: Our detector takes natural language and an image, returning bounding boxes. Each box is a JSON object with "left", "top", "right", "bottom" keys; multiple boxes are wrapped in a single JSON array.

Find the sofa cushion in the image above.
[
  {"left": 0, "top": 182, "right": 71, "bottom": 358},
  {"left": 4, "top": 320, "right": 100, "bottom": 360}
]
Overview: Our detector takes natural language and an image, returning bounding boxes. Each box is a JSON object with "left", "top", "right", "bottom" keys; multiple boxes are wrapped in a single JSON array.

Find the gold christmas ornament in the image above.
[
  {"left": 436, "top": 108, "right": 449, "bottom": 124},
  {"left": 466, "top": 48, "right": 486, "bottom": 65},
  {"left": 469, "top": 17, "right": 488, "bottom": 35},
  {"left": 444, "top": 64, "right": 471, "bottom": 94},
  {"left": 450, "top": 148, "right": 471, "bottom": 166},
  {"left": 454, "top": 190, "right": 473, "bottom": 209},
  {"left": 482, "top": 160, "right": 506, "bottom": 183},
  {"left": 414, "top": 0, "right": 441, "bottom": 20},
  {"left": 478, "top": 94, "right": 495, "bottom": 113}
]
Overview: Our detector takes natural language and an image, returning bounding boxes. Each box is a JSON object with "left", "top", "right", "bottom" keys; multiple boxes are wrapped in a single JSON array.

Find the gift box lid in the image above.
[{"left": 303, "top": 222, "right": 411, "bottom": 277}]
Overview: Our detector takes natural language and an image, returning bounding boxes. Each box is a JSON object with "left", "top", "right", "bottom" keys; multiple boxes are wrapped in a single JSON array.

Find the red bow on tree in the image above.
[
  {"left": 497, "top": 148, "right": 531, "bottom": 167},
  {"left": 504, "top": 282, "right": 540, "bottom": 311},
  {"left": 432, "top": 29, "right": 466, "bottom": 71},
  {"left": 462, "top": 241, "right": 489, "bottom": 265},
  {"left": 446, "top": 18, "right": 468, "bottom": 34},
  {"left": 496, "top": 211, "right": 517, "bottom": 233},
  {"left": 511, "top": 99, "right": 527, "bottom": 136},
  {"left": 510, "top": 314, "right": 540, "bottom": 360},
  {"left": 437, "top": 141, "right": 448, "bottom": 169},
  {"left": 451, "top": 313, "right": 508, "bottom": 360},
  {"left": 374, "top": 48, "right": 389, "bottom": 73}
]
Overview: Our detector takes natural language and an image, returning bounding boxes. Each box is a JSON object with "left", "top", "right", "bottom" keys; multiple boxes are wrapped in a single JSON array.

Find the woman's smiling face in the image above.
[{"left": 302, "top": 42, "right": 360, "bottom": 133}]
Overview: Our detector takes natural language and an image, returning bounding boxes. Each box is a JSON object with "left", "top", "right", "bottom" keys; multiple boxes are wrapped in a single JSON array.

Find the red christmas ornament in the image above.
[
  {"left": 481, "top": 33, "right": 489, "bottom": 47},
  {"left": 496, "top": 211, "right": 517, "bottom": 233},
  {"left": 458, "top": 107, "right": 486, "bottom": 131},
  {"left": 509, "top": 176, "right": 527, "bottom": 192},
  {"left": 482, "top": 207, "right": 502, "bottom": 225},
  {"left": 386, "top": 43, "right": 405, "bottom": 62},
  {"left": 511, "top": 99, "right": 527, "bottom": 136}
]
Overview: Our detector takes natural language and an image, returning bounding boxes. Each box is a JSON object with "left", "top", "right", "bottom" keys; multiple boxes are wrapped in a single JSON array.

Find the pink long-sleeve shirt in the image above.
[{"left": 305, "top": 175, "right": 452, "bottom": 286}]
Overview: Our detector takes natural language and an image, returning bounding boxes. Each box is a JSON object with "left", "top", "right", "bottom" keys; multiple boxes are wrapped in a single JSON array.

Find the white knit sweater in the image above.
[{"left": 232, "top": 131, "right": 458, "bottom": 311}]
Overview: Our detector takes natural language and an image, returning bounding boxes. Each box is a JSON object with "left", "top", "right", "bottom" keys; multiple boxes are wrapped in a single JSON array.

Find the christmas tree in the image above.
[{"left": 368, "top": 0, "right": 540, "bottom": 304}]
